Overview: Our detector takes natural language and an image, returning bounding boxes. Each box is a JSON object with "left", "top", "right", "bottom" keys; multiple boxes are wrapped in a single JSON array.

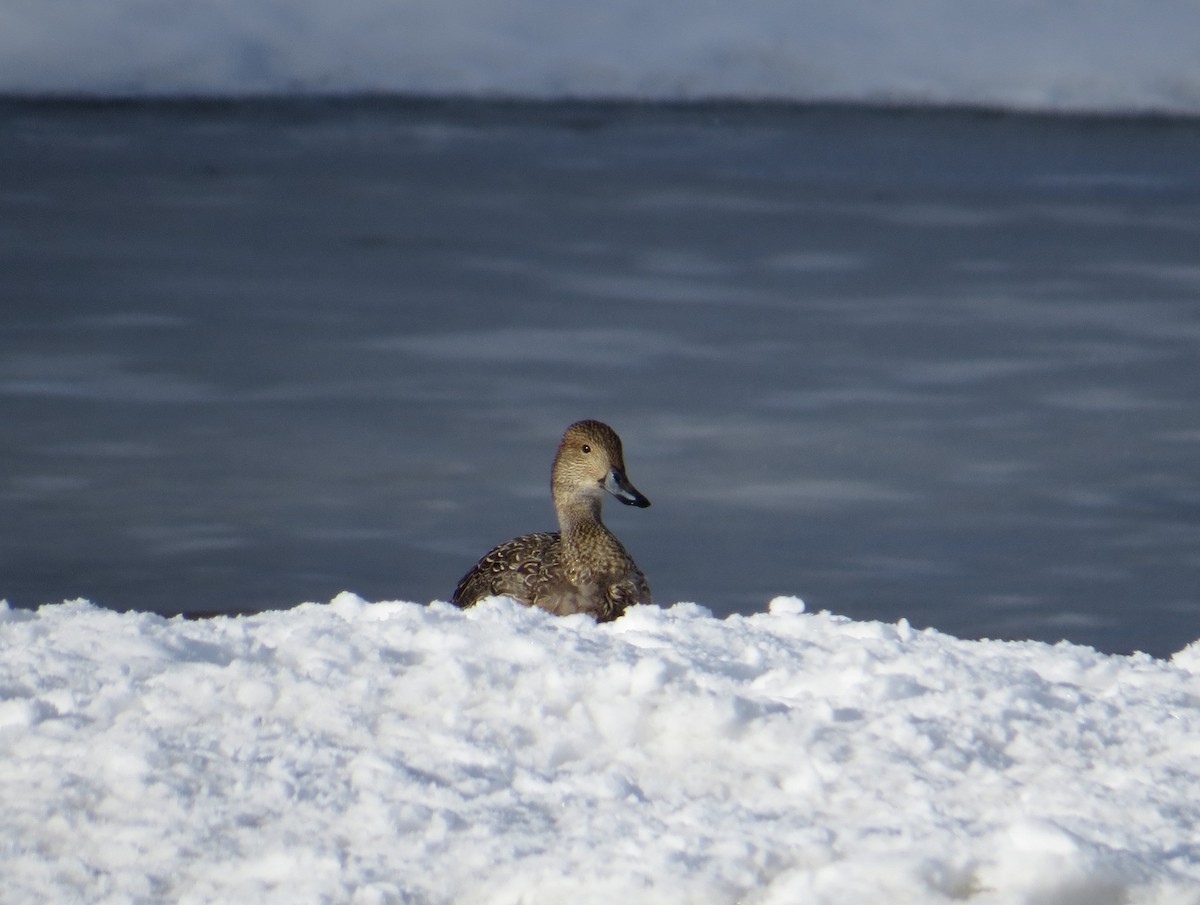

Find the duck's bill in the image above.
[{"left": 603, "top": 468, "right": 651, "bottom": 508}]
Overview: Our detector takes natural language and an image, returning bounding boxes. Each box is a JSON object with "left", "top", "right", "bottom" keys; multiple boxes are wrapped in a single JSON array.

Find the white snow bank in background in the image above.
[
  {"left": 3, "top": 594, "right": 1200, "bottom": 904},
  {"left": 2, "top": 0, "right": 1200, "bottom": 115}
]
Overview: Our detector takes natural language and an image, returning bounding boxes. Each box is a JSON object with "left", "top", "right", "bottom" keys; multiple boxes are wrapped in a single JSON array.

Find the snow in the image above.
[
  {"left": 3, "top": 594, "right": 1200, "bottom": 903},
  {"left": 3, "top": 0, "right": 1200, "bottom": 115}
]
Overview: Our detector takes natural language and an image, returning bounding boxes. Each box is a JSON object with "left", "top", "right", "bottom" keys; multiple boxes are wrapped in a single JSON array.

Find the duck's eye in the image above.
[{"left": 581, "top": 444, "right": 591, "bottom": 453}]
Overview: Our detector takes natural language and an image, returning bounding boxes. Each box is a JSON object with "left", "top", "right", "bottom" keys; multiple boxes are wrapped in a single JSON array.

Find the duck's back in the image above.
[{"left": 451, "top": 531, "right": 563, "bottom": 610}]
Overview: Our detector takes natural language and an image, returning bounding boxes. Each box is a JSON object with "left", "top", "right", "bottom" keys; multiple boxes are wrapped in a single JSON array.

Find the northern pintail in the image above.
[{"left": 452, "top": 420, "right": 651, "bottom": 621}]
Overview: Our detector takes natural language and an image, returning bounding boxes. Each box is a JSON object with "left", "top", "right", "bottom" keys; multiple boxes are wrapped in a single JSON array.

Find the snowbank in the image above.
[
  {"left": 3, "top": 0, "right": 1200, "bottom": 114},
  {"left": 3, "top": 595, "right": 1199, "bottom": 903}
]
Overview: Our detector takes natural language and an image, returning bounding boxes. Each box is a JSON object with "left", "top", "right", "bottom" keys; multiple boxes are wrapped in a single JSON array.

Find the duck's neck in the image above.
[
  {"left": 558, "top": 497, "right": 606, "bottom": 550},
  {"left": 558, "top": 498, "right": 624, "bottom": 581}
]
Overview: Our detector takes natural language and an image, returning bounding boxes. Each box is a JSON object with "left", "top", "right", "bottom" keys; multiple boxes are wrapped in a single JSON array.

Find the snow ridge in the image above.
[{"left": 2, "top": 595, "right": 1199, "bottom": 903}]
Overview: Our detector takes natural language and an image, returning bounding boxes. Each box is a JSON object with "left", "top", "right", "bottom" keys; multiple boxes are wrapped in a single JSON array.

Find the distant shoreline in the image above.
[{"left": 2, "top": 92, "right": 1199, "bottom": 127}]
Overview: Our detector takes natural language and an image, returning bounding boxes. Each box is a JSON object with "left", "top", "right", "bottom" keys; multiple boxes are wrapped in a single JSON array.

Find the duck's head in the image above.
[{"left": 552, "top": 420, "right": 650, "bottom": 511}]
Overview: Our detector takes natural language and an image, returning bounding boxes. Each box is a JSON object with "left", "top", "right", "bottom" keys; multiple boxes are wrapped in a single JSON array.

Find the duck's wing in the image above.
[{"left": 451, "top": 531, "right": 561, "bottom": 608}]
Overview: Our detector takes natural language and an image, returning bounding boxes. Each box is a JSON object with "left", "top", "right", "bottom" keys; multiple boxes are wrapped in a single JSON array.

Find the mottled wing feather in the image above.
[{"left": 452, "top": 532, "right": 562, "bottom": 608}]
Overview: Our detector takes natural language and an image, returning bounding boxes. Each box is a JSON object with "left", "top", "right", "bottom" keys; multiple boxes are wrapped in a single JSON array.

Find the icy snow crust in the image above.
[{"left": 3, "top": 595, "right": 1200, "bottom": 904}]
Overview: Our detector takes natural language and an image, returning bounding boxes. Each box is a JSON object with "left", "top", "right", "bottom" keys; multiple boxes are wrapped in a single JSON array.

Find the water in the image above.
[{"left": 2, "top": 98, "right": 1199, "bottom": 656}]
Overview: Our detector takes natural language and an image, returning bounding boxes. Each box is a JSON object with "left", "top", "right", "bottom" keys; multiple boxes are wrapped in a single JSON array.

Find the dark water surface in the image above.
[{"left": 3, "top": 99, "right": 1199, "bottom": 656}]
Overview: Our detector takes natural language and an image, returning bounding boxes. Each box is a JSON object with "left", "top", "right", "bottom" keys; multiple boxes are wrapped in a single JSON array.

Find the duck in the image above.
[{"left": 452, "top": 420, "right": 652, "bottom": 621}]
